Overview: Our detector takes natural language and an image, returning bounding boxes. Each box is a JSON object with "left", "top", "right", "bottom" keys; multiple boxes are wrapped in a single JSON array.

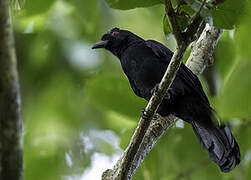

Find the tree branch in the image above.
[
  {"left": 0, "top": 1, "right": 22, "bottom": 180},
  {"left": 185, "top": 0, "right": 206, "bottom": 43},
  {"left": 186, "top": 24, "right": 223, "bottom": 75},
  {"left": 164, "top": 0, "right": 184, "bottom": 46},
  {"left": 102, "top": 25, "right": 222, "bottom": 180}
]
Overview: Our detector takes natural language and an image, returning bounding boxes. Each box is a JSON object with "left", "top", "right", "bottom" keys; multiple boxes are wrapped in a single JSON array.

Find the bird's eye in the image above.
[{"left": 112, "top": 31, "right": 119, "bottom": 37}]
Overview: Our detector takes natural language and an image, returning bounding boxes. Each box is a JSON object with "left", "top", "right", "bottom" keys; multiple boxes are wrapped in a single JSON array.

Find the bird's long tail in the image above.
[{"left": 191, "top": 121, "right": 241, "bottom": 172}]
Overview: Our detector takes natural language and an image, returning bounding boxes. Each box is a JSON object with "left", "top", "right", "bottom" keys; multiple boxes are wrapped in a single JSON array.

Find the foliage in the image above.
[{"left": 11, "top": 0, "right": 251, "bottom": 179}]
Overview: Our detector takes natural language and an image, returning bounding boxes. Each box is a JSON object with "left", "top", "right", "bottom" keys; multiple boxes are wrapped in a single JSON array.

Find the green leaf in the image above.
[
  {"left": 104, "top": 0, "right": 162, "bottom": 10},
  {"left": 215, "top": 60, "right": 251, "bottom": 119},
  {"left": 180, "top": 5, "right": 195, "bottom": 16},
  {"left": 176, "top": 13, "right": 190, "bottom": 31},
  {"left": 235, "top": 4, "right": 251, "bottom": 61},
  {"left": 25, "top": 0, "right": 55, "bottom": 15},
  {"left": 214, "top": 31, "right": 236, "bottom": 81},
  {"left": 186, "top": 0, "right": 210, "bottom": 19},
  {"left": 163, "top": 14, "right": 172, "bottom": 37},
  {"left": 210, "top": 0, "right": 246, "bottom": 29}
]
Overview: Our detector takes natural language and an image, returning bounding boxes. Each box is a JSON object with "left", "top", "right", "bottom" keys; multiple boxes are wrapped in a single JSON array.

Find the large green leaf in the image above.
[
  {"left": 210, "top": 0, "right": 246, "bottom": 29},
  {"left": 215, "top": 61, "right": 251, "bottom": 119},
  {"left": 235, "top": 3, "right": 251, "bottom": 61},
  {"left": 214, "top": 31, "right": 236, "bottom": 82},
  {"left": 104, "top": 0, "right": 162, "bottom": 10},
  {"left": 215, "top": 3, "right": 251, "bottom": 119}
]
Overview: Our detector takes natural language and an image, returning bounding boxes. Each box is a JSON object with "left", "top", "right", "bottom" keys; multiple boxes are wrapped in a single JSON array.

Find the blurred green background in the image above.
[{"left": 11, "top": 0, "right": 251, "bottom": 179}]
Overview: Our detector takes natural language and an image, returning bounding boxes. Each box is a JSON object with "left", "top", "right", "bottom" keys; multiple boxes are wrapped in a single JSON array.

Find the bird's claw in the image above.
[
  {"left": 150, "top": 84, "right": 159, "bottom": 96},
  {"left": 140, "top": 108, "right": 149, "bottom": 120},
  {"left": 140, "top": 108, "right": 158, "bottom": 120}
]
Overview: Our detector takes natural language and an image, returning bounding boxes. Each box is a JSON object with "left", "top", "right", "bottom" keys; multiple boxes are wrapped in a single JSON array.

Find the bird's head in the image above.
[{"left": 92, "top": 27, "right": 142, "bottom": 57}]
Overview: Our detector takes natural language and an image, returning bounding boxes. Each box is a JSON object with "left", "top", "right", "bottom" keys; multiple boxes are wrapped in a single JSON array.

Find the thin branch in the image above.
[
  {"left": 0, "top": 0, "right": 22, "bottom": 180},
  {"left": 194, "top": 0, "right": 206, "bottom": 21},
  {"left": 164, "top": 0, "right": 184, "bottom": 46},
  {"left": 102, "top": 24, "right": 223, "bottom": 180},
  {"left": 185, "top": 0, "right": 207, "bottom": 43}
]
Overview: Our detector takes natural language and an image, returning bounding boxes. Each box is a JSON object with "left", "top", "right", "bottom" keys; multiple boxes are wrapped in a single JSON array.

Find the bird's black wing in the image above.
[
  {"left": 145, "top": 40, "right": 173, "bottom": 60},
  {"left": 128, "top": 78, "right": 143, "bottom": 98},
  {"left": 145, "top": 40, "right": 209, "bottom": 104}
]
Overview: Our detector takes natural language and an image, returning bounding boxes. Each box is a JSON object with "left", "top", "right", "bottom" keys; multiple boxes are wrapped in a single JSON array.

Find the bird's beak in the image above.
[{"left": 92, "top": 40, "right": 109, "bottom": 49}]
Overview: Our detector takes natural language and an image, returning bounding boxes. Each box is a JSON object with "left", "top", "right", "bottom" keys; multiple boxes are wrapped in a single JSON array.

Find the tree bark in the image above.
[{"left": 0, "top": 0, "right": 23, "bottom": 180}]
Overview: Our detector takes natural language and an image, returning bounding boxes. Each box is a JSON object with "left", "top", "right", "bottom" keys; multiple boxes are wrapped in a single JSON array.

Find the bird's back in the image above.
[{"left": 120, "top": 41, "right": 169, "bottom": 100}]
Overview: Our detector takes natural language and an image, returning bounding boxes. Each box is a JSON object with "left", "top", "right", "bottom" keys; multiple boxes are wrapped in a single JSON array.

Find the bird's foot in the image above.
[
  {"left": 140, "top": 108, "right": 149, "bottom": 120},
  {"left": 140, "top": 108, "right": 158, "bottom": 120},
  {"left": 150, "top": 83, "right": 159, "bottom": 96}
]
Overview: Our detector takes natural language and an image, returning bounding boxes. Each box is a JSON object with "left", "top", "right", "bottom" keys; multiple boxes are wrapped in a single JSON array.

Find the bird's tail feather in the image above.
[{"left": 191, "top": 121, "right": 241, "bottom": 172}]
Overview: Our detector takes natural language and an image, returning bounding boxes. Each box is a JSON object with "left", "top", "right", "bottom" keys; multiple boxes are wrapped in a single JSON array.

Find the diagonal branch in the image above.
[
  {"left": 164, "top": 0, "right": 184, "bottom": 46},
  {"left": 102, "top": 24, "right": 222, "bottom": 180},
  {"left": 185, "top": 0, "right": 206, "bottom": 43}
]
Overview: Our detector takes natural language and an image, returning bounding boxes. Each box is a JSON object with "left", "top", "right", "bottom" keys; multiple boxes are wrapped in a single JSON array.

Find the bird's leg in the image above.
[{"left": 151, "top": 83, "right": 171, "bottom": 100}]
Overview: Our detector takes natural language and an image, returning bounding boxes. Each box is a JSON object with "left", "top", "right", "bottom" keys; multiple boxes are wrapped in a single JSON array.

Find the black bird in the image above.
[{"left": 92, "top": 27, "right": 241, "bottom": 172}]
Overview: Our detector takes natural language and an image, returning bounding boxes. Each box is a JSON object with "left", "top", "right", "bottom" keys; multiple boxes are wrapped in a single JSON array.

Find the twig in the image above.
[
  {"left": 185, "top": 0, "right": 207, "bottom": 43},
  {"left": 164, "top": 0, "right": 184, "bottom": 46},
  {"left": 102, "top": 24, "right": 223, "bottom": 180}
]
